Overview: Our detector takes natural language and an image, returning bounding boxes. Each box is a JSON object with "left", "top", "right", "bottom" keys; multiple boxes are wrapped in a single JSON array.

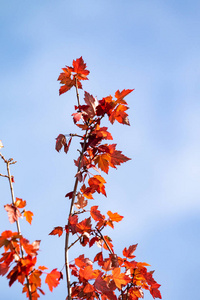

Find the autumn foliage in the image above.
[{"left": 0, "top": 57, "right": 162, "bottom": 299}]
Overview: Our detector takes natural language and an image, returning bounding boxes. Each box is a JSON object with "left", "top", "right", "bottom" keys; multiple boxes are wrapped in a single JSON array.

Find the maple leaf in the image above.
[
  {"left": 72, "top": 112, "right": 83, "bottom": 123},
  {"left": 108, "top": 144, "right": 131, "bottom": 168},
  {"left": 45, "top": 268, "right": 61, "bottom": 292},
  {"left": 94, "top": 274, "right": 117, "bottom": 300},
  {"left": 84, "top": 91, "right": 99, "bottom": 119},
  {"left": 115, "top": 89, "right": 134, "bottom": 102},
  {"left": 55, "top": 134, "right": 67, "bottom": 152},
  {"left": 150, "top": 283, "right": 162, "bottom": 299},
  {"left": 14, "top": 198, "right": 26, "bottom": 209},
  {"left": 65, "top": 191, "right": 73, "bottom": 199},
  {"left": 123, "top": 244, "right": 138, "bottom": 258},
  {"left": 94, "top": 153, "right": 111, "bottom": 174},
  {"left": 88, "top": 175, "right": 107, "bottom": 196},
  {"left": 90, "top": 206, "right": 105, "bottom": 222},
  {"left": 69, "top": 56, "right": 90, "bottom": 80},
  {"left": 112, "top": 267, "right": 130, "bottom": 289},
  {"left": 29, "top": 269, "right": 42, "bottom": 290},
  {"left": 76, "top": 217, "right": 92, "bottom": 233},
  {"left": 83, "top": 283, "right": 95, "bottom": 293},
  {"left": 75, "top": 255, "right": 93, "bottom": 268},
  {"left": 20, "top": 238, "right": 40, "bottom": 256},
  {"left": 68, "top": 215, "right": 78, "bottom": 234},
  {"left": 109, "top": 104, "right": 130, "bottom": 125},
  {"left": 79, "top": 265, "right": 97, "bottom": 280},
  {"left": 107, "top": 211, "right": 123, "bottom": 223},
  {"left": 4, "top": 204, "right": 22, "bottom": 224},
  {"left": 58, "top": 67, "right": 76, "bottom": 95},
  {"left": 23, "top": 210, "right": 34, "bottom": 225},
  {"left": 74, "top": 192, "right": 88, "bottom": 209},
  {"left": 0, "top": 230, "right": 19, "bottom": 249},
  {"left": 49, "top": 226, "right": 63, "bottom": 237},
  {"left": 93, "top": 126, "right": 113, "bottom": 140}
]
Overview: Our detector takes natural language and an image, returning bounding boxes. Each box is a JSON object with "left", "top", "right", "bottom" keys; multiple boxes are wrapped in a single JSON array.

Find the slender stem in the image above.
[
  {"left": 6, "top": 162, "right": 21, "bottom": 235},
  {"left": 0, "top": 153, "right": 32, "bottom": 300},
  {"left": 96, "top": 228, "right": 114, "bottom": 254},
  {"left": 65, "top": 129, "right": 89, "bottom": 300},
  {"left": 75, "top": 76, "right": 80, "bottom": 107}
]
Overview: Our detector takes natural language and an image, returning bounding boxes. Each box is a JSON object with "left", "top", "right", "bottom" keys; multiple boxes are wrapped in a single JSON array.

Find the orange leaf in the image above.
[
  {"left": 76, "top": 217, "right": 92, "bottom": 233},
  {"left": 112, "top": 267, "right": 130, "bottom": 289},
  {"left": 94, "top": 153, "right": 111, "bottom": 174},
  {"left": 107, "top": 211, "right": 123, "bottom": 222},
  {"left": 115, "top": 89, "right": 134, "bottom": 102},
  {"left": 83, "top": 283, "right": 95, "bottom": 293},
  {"left": 24, "top": 210, "right": 34, "bottom": 225},
  {"left": 38, "top": 265, "right": 48, "bottom": 271},
  {"left": 15, "top": 198, "right": 26, "bottom": 208},
  {"left": 123, "top": 244, "right": 138, "bottom": 258},
  {"left": 49, "top": 226, "right": 63, "bottom": 237},
  {"left": 45, "top": 269, "right": 61, "bottom": 292},
  {"left": 79, "top": 265, "right": 96, "bottom": 280}
]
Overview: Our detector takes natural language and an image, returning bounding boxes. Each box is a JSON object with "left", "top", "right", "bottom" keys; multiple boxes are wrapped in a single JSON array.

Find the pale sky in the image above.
[{"left": 1, "top": 1, "right": 200, "bottom": 299}]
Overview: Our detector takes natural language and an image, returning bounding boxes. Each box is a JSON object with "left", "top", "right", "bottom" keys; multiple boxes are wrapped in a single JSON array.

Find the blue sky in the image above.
[{"left": 1, "top": 1, "right": 200, "bottom": 299}]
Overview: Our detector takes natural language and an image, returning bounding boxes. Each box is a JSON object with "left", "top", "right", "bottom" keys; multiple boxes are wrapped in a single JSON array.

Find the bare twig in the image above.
[
  {"left": 0, "top": 173, "right": 8, "bottom": 178},
  {"left": 96, "top": 228, "right": 114, "bottom": 254},
  {"left": 0, "top": 153, "right": 32, "bottom": 300},
  {"left": 75, "top": 76, "right": 80, "bottom": 107}
]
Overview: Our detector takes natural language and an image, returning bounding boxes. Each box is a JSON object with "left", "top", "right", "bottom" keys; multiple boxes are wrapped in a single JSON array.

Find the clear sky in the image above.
[{"left": 1, "top": 1, "right": 200, "bottom": 299}]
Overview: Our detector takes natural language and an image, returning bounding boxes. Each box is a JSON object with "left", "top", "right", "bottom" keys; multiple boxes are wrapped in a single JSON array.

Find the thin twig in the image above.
[
  {"left": 0, "top": 173, "right": 8, "bottom": 178},
  {"left": 68, "top": 236, "right": 81, "bottom": 250},
  {"left": 75, "top": 76, "right": 80, "bottom": 107},
  {"left": 96, "top": 228, "right": 114, "bottom": 254},
  {"left": 1, "top": 154, "right": 32, "bottom": 300},
  {"left": 65, "top": 128, "right": 89, "bottom": 300}
]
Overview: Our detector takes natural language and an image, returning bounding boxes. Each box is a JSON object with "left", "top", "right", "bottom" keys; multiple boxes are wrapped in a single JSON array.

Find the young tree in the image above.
[{"left": 0, "top": 57, "right": 162, "bottom": 300}]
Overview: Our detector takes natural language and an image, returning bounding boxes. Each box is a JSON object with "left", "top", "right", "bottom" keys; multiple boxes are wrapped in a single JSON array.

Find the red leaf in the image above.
[
  {"left": 90, "top": 206, "right": 104, "bottom": 222},
  {"left": 45, "top": 268, "right": 61, "bottom": 292},
  {"left": 112, "top": 267, "right": 130, "bottom": 289},
  {"left": 65, "top": 191, "right": 73, "bottom": 199},
  {"left": 94, "top": 274, "right": 117, "bottom": 300},
  {"left": 150, "top": 283, "right": 162, "bottom": 299},
  {"left": 49, "top": 226, "right": 63, "bottom": 237},
  {"left": 123, "top": 244, "right": 138, "bottom": 258},
  {"left": 55, "top": 134, "right": 66, "bottom": 152},
  {"left": 84, "top": 92, "right": 99, "bottom": 118},
  {"left": 0, "top": 262, "right": 10, "bottom": 275},
  {"left": 72, "top": 112, "right": 83, "bottom": 123},
  {"left": 70, "top": 57, "right": 90, "bottom": 80},
  {"left": 76, "top": 217, "right": 92, "bottom": 233}
]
